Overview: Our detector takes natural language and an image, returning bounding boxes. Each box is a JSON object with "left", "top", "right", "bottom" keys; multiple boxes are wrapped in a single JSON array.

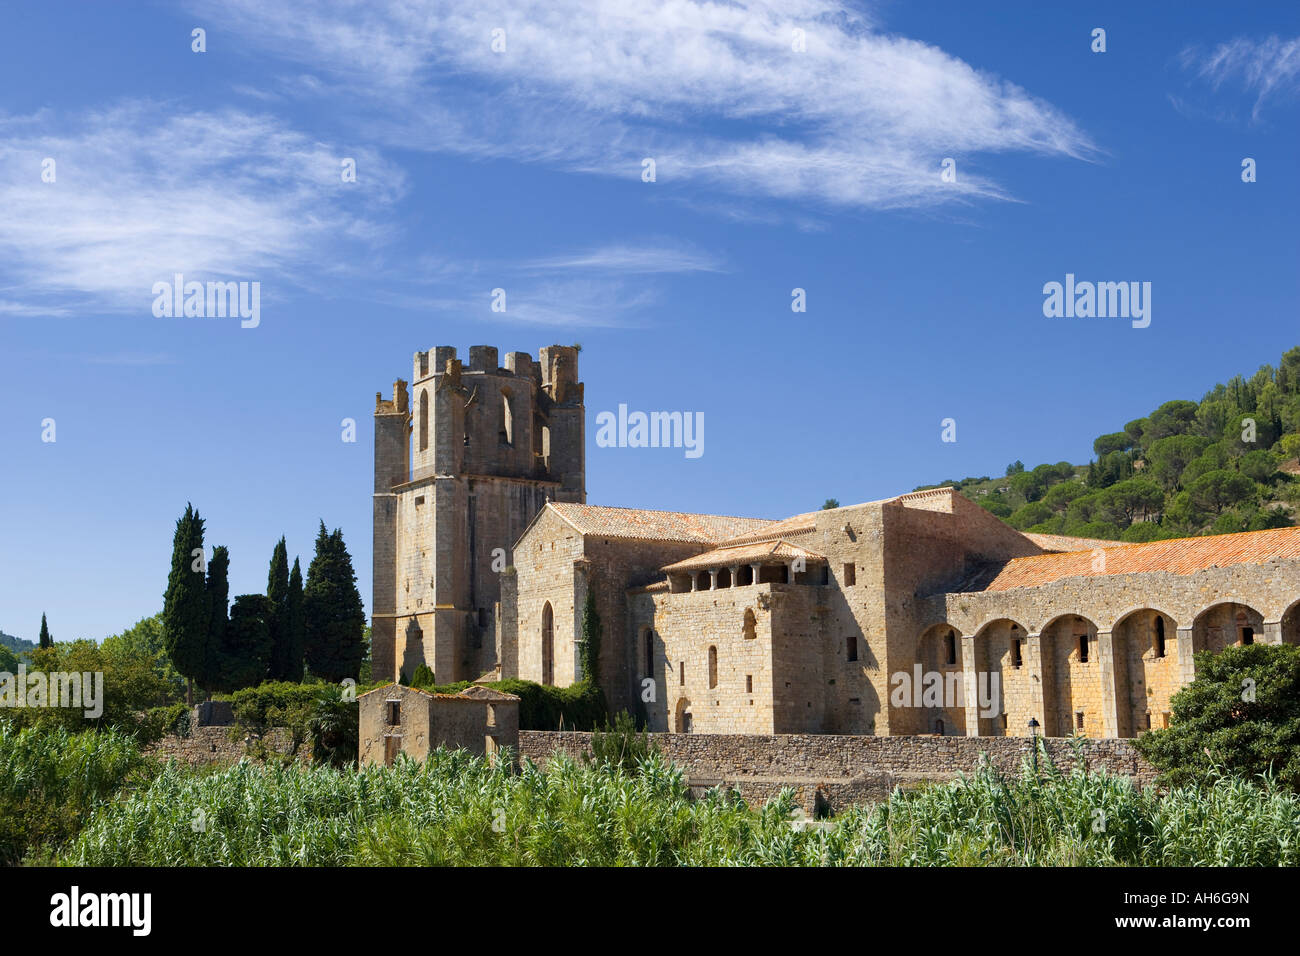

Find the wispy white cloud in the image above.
[
  {"left": 367, "top": 278, "right": 656, "bottom": 328},
  {"left": 0, "top": 298, "right": 74, "bottom": 317},
  {"left": 193, "top": 0, "right": 1096, "bottom": 211},
  {"left": 523, "top": 241, "right": 724, "bottom": 275},
  {"left": 367, "top": 240, "right": 715, "bottom": 327},
  {"left": 1180, "top": 35, "right": 1300, "bottom": 120},
  {"left": 0, "top": 102, "right": 405, "bottom": 314}
]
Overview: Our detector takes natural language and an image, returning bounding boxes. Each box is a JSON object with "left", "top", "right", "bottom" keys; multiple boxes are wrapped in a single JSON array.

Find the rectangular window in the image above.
[
  {"left": 1076, "top": 712, "right": 1085, "bottom": 731},
  {"left": 1078, "top": 634, "right": 1089, "bottom": 663},
  {"left": 746, "top": 675, "right": 753, "bottom": 694},
  {"left": 847, "top": 635, "right": 858, "bottom": 662},
  {"left": 843, "top": 563, "right": 856, "bottom": 586},
  {"left": 385, "top": 700, "right": 401, "bottom": 726},
  {"left": 1011, "top": 639, "right": 1022, "bottom": 668},
  {"left": 679, "top": 661, "right": 685, "bottom": 686}
]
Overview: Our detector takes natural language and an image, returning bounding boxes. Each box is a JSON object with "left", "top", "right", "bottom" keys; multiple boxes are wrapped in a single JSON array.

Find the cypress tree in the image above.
[
  {"left": 580, "top": 590, "right": 602, "bottom": 683},
  {"left": 204, "top": 545, "right": 230, "bottom": 691},
  {"left": 212, "top": 594, "right": 274, "bottom": 692},
  {"left": 303, "top": 522, "right": 366, "bottom": 682},
  {"left": 38, "top": 613, "right": 52, "bottom": 649},
  {"left": 266, "top": 537, "right": 291, "bottom": 679},
  {"left": 284, "top": 557, "right": 306, "bottom": 683},
  {"left": 163, "top": 504, "right": 209, "bottom": 704}
]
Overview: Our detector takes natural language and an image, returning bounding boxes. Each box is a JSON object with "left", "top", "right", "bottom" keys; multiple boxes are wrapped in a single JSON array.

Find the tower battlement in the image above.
[{"left": 372, "top": 344, "right": 587, "bottom": 686}]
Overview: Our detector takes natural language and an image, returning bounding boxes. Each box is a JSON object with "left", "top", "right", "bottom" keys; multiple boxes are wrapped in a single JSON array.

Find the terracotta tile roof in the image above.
[
  {"left": 968, "top": 526, "right": 1300, "bottom": 592},
  {"left": 661, "top": 539, "right": 828, "bottom": 573},
  {"left": 720, "top": 511, "right": 820, "bottom": 545},
  {"left": 718, "top": 489, "right": 959, "bottom": 547},
  {"left": 457, "top": 684, "right": 520, "bottom": 702},
  {"left": 548, "top": 502, "right": 773, "bottom": 543},
  {"left": 1023, "top": 532, "right": 1120, "bottom": 553}
]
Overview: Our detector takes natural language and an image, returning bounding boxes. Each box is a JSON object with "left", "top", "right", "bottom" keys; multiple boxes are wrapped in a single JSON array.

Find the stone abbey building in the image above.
[{"left": 373, "top": 344, "right": 1300, "bottom": 740}]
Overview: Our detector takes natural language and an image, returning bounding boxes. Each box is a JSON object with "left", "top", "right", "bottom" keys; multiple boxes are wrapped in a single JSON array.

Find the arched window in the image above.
[
  {"left": 541, "top": 602, "right": 554, "bottom": 685},
  {"left": 1154, "top": 616, "right": 1166, "bottom": 658},
  {"left": 708, "top": 646, "right": 718, "bottom": 689},
  {"left": 743, "top": 608, "right": 756, "bottom": 640},
  {"left": 418, "top": 389, "right": 429, "bottom": 451}
]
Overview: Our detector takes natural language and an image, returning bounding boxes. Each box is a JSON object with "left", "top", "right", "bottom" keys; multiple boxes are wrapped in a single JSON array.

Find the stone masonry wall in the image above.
[
  {"left": 145, "top": 726, "right": 311, "bottom": 767},
  {"left": 519, "top": 730, "right": 1157, "bottom": 813}
]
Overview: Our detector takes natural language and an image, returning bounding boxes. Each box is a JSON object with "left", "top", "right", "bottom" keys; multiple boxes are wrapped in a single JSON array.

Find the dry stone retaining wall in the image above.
[
  {"left": 518, "top": 730, "right": 1156, "bottom": 813},
  {"left": 145, "top": 726, "right": 311, "bottom": 767}
]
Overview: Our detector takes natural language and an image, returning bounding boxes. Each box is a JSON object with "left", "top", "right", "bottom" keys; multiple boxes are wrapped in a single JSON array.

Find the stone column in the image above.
[
  {"left": 708, "top": 569, "right": 718, "bottom": 591},
  {"left": 693, "top": 570, "right": 705, "bottom": 592},
  {"left": 1096, "top": 629, "right": 1125, "bottom": 738},
  {"left": 1025, "top": 632, "right": 1044, "bottom": 737},
  {"left": 961, "top": 633, "right": 980, "bottom": 737},
  {"left": 1261, "top": 621, "right": 1283, "bottom": 645},
  {"left": 750, "top": 563, "right": 761, "bottom": 586},
  {"left": 729, "top": 565, "right": 740, "bottom": 589},
  {"left": 1176, "top": 626, "right": 1195, "bottom": 685}
]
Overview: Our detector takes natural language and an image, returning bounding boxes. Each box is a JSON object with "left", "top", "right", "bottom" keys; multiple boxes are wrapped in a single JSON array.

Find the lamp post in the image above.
[{"left": 1028, "top": 717, "right": 1040, "bottom": 772}]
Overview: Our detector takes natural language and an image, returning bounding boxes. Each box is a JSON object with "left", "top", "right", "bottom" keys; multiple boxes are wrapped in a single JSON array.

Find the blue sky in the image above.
[{"left": 1, "top": 1, "right": 1297, "bottom": 643}]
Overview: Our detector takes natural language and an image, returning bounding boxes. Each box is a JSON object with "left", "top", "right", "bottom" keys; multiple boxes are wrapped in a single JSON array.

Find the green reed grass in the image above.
[{"left": 55, "top": 746, "right": 1300, "bottom": 867}]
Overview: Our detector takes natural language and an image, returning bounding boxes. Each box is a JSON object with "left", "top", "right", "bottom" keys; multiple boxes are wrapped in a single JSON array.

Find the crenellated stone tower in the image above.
[{"left": 372, "top": 345, "right": 585, "bottom": 684}]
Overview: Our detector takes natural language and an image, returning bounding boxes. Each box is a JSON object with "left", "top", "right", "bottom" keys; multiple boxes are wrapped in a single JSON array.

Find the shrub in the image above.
[
  {"left": 143, "top": 702, "right": 192, "bottom": 740},
  {"left": 225, "top": 681, "right": 322, "bottom": 732},
  {"left": 1135, "top": 644, "right": 1300, "bottom": 790},
  {"left": 411, "top": 675, "right": 608, "bottom": 731},
  {"left": 308, "top": 690, "right": 359, "bottom": 770}
]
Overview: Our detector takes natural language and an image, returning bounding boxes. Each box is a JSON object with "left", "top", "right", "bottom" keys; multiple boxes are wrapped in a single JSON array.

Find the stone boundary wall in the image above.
[
  {"left": 145, "top": 726, "right": 311, "bottom": 767},
  {"left": 518, "top": 731, "right": 1157, "bottom": 813}
]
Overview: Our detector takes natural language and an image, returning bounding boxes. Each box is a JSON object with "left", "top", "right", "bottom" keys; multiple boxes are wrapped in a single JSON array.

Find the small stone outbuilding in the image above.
[{"left": 358, "top": 682, "right": 520, "bottom": 766}]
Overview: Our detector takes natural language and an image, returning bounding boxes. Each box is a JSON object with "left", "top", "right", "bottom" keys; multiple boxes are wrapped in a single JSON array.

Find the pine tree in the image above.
[
  {"left": 266, "top": 537, "right": 291, "bottom": 680},
  {"left": 284, "top": 557, "right": 306, "bottom": 683},
  {"left": 303, "top": 522, "right": 365, "bottom": 682},
  {"left": 38, "top": 613, "right": 52, "bottom": 649},
  {"left": 204, "top": 545, "right": 230, "bottom": 690},
  {"left": 163, "top": 504, "right": 210, "bottom": 704}
]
